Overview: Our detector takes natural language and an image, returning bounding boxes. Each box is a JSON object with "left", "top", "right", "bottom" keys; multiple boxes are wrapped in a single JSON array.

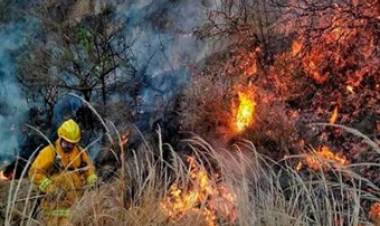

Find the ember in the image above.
[
  {"left": 235, "top": 91, "right": 255, "bottom": 133},
  {"left": 161, "top": 157, "right": 237, "bottom": 226}
]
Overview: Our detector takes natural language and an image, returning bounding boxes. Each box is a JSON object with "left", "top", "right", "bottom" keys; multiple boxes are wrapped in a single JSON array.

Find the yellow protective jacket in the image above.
[{"left": 28, "top": 139, "right": 97, "bottom": 197}]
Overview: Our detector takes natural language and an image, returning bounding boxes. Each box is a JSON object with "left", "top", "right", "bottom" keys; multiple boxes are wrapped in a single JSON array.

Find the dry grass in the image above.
[
  {"left": 2, "top": 97, "right": 379, "bottom": 226},
  {"left": 2, "top": 129, "right": 380, "bottom": 226},
  {"left": 70, "top": 133, "right": 379, "bottom": 226}
]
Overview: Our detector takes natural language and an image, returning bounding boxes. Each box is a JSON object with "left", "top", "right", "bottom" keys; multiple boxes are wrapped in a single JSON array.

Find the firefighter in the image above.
[{"left": 29, "top": 119, "right": 97, "bottom": 226}]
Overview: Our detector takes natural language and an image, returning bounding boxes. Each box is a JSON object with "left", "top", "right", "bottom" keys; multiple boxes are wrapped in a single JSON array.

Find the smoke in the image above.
[
  {"left": 52, "top": 95, "right": 83, "bottom": 128},
  {"left": 0, "top": 0, "right": 226, "bottom": 165},
  {"left": 113, "top": 0, "right": 221, "bottom": 131},
  {"left": 0, "top": 21, "right": 34, "bottom": 166},
  {"left": 118, "top": 0, "right": 210, "bottom": 71}
]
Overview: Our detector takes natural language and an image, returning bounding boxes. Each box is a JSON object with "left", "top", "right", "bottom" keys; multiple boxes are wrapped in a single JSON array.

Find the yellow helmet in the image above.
[{"left": 57, "top": 119, "right": 81, "bottom": 143}]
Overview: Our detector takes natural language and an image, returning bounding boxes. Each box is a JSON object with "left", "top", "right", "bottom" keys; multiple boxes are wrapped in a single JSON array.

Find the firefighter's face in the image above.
[{"left": 60, "top": 139, "right": 76, "bottom": 153}]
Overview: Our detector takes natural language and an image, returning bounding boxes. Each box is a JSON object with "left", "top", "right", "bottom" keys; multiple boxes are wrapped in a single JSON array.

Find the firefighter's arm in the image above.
[
  {"left": 80, "top": 149, "right": 97, "bottom": 186},
  {"left": 28, "top": 146, "right": 56, "bottom": 193}
]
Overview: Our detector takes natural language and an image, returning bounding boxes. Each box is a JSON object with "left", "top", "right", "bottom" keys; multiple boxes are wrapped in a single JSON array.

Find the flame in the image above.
[
  {"left": 369, "top": 202, "right": 380, "bottom": 225},
  {"left": 294, "top": 15, "right": 374, "bottom": 85},
  {"left": 296, "top": 162, "right": 303, "bottom": 171},
  {"left": 346, "top": 85, "right": 354, "bottom": 94},
  {"left": 235, "top": 92, "right": 256, "bottom": 132},
  {"left": 161, "top": 157, "right": 237, "bottom": 226},
  {"left": 329, "top": 106, "right": 339, "bottom": 124},
  {"left": 291, "top": 40, "right": 302, "bottom": 56},
  {"left": 121, "top": 132, "right": 129, "bottom": 146},
  {"left": 0, "top": 170, "right": 9, "bottom": 181},
  {"left": 298, "top": 146, "right": 349, "bottom": 171}
]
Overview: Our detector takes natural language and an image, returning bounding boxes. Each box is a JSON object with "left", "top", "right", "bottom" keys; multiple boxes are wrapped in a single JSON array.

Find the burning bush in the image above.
[{"left": 179, "top": 66, "right": 301, "bottom": 159}]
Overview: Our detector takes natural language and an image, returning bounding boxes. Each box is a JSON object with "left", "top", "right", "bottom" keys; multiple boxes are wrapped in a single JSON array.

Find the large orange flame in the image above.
[
  {"left": 235, "top": 92, "right": 255, "bottom": 133},
  {"left": 161, "top": 157, "right": 237, "bottom": 226}
]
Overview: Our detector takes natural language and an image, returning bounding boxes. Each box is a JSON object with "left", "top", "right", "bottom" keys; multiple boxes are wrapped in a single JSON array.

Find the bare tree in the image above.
[
  {"left": 17, "top": 1, "right": 134, "bottom": 116},
  {"left": 197, "top": 0, "right": 284, "bottom": 63}
]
